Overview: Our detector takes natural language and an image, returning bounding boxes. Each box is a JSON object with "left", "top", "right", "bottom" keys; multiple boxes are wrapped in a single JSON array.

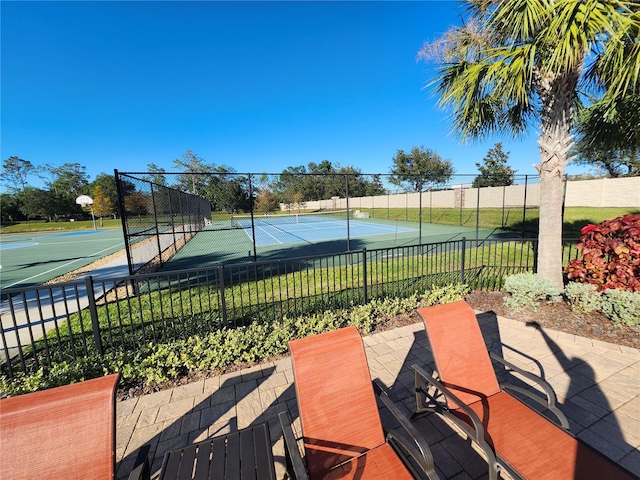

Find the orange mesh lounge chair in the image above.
[
  {"left": 413, "top": 301, "right": 637, "bottom": 480},
  {"left": 279, "top": 325, "right": 439, "bottom": 480},
  {"left": 1, "top": 373, "right": 149, "bottom": 480}
]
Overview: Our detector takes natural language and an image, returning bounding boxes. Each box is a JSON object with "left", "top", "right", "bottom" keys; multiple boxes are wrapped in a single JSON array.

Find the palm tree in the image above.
[{"left": 420, "top": 0, "right": 640, "bottom": 288}]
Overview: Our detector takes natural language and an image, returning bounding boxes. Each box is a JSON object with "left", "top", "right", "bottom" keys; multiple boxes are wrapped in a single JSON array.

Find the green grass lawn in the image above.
[
  {"left": 23, "top": 238, "right": 552, "bottom": 363},
  {"left": 359, "top": 206, "right": 636, "bottom": 238},
  {"left": 2, "top": 207, "right": 635, "bottom": 236}
]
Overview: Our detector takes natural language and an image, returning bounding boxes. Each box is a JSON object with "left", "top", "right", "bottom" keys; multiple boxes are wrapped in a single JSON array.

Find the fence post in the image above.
[
  {"left": 362, "top": 248, "right": 368, "bottom": 305},
  {"left": 218, "top": 266, "right": 228, "bottom": 326},
  {"left": 522, "top": 175, "right": 529, "bottom": 238},
  {"left": 460, "top": 237, "right": 466, "bottom": 285},
  {"left": 114, "top": 169, "right": 135, "bottom": 276},
  {"left": 150, "top": 183, "right": 164, "bottom": 267},
  {"left": 85, "top": 276, "right": 103, "bottom": 356}
]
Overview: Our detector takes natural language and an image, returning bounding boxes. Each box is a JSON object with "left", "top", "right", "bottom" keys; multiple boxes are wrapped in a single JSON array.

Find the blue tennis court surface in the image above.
[{"left": 238, "top": 219, "right": 416, "bottom": 247}]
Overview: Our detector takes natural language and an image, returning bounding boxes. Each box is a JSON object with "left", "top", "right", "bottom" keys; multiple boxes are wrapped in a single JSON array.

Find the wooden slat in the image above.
[
  {"left": 253, "top": 424, "right": 275, "bottom": 480},
  {"left": 225, "top": 430, "right": 241, "bottom": 479},
  {"left": 210, "top": 436, "right": 227, "bottom": 478},
  {"left": 176, "top": 444, "right": 198, "bottom": 479},
  {"left": 160, "top": 450, "right": 182, "bottom": 480},
  {"left": 193, "top": 440, "right": 213, "bottom": 480},
  {"left": 239, "top": 427, "right": 256, "bottom": 480},
  {"left": 159, "top": 423, "right": 276, "bottom": 479}
]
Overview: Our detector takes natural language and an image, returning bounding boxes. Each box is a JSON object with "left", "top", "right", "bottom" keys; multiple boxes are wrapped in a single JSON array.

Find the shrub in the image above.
[
  {"left": 504, "top": 272, "right": 563, "bottom": 311},
  {"left": 1, "top": 284, "right": 468, "bottom": 396},
  {"left": 564, "top": 282, "right": 602, "bottom": 313},
  {"left": 600, "top": 289, "right": 640, "bottom": 328},
  {"left": 422, "top": 283, "right": 470, "bottom": 306},
  {"left": 565, "top": 214, "right": 640, "bottom": 292}
]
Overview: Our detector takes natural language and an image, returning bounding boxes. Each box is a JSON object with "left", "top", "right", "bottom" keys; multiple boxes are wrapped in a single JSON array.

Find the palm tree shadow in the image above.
[
  {"left": 379, "top": 311, "right": 637, "bottom": 479},
  {"left": 522, "top": 320, "right": 637, "bottom": 474}
]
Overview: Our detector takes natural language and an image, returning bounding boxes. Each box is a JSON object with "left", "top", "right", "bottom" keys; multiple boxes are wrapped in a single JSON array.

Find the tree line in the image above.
[
  {"left": 2, "top": 143, "right": 520, "bottom": 224},
  {"left": 2, "top": 123, "right": 635, "bottom": 224},
  {"left": 1, "top": 159, "right": 118, "bottom": 224}
]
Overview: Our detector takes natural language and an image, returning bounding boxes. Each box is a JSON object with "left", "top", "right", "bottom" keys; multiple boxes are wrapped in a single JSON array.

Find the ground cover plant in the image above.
[
  {"left": 505, "top": 272, "right": 640, "bottom": 328},
  {"left": 0, "top": 284, "right": 470, "bottom": 397}
]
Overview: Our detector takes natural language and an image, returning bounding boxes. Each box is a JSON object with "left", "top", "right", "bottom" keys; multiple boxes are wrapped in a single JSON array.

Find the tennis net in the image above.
[{"left": 231, "top": 210, "right": 351, "bottom": 228}]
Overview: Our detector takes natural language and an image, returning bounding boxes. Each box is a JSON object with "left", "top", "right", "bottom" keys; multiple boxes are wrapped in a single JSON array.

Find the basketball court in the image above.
[{"left": 0, "top": 229, "right": 125, "bottom": 290}]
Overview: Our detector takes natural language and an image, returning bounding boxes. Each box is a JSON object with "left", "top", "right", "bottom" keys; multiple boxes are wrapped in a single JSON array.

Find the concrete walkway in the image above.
[{"left": 115, "top": 312, "right": 640, "bottom": 479}]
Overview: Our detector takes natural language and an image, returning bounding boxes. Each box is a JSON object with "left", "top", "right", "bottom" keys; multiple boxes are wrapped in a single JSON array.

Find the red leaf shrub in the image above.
[{"left": 565, "top": 214, "right": 640, "bottom": 292}]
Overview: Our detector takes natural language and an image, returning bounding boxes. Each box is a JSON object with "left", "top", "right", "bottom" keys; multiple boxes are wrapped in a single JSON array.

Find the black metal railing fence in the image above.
[{"left": 0, "top": 237, "right": 580, "bottom": 377}]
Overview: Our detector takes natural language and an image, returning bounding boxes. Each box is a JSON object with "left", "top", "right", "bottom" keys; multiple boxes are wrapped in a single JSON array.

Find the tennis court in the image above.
[
  {"left": 163, "top": 211, "right": 505, "bottom": 270},
  {"left": 233, "top": 212, "right": 417, "bottom": 247},
  {"left": 0, "top": 229, "right": 125, "bottom": 290}
]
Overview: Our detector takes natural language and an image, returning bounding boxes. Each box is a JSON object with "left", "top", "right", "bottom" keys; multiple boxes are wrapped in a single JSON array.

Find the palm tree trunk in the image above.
[
  {"left": 535, "top": 72, "right": 577, "bottom": 289},
  {"left": 537, "top": 172, "right": 565, "bottom": 288}
]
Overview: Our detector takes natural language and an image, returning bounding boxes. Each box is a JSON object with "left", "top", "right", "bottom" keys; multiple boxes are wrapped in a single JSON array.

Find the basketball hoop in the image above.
[
  {"left": 76, "top": 195, "right": 97, "bottom": 230},
  {"left": 75, "top": 195, "right": 93, "bottom": 207}
]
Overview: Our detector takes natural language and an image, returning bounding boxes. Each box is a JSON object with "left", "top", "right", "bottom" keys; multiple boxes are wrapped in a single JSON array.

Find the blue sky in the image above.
[{"left": 2, "top": 1, "right": 589, "bottom": 188}]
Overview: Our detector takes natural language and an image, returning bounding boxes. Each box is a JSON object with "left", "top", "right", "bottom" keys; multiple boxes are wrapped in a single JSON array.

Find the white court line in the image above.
[
  {"left": 241, "top": 224, "right": 284, "bottom": 245},
  {"left": 3, "top": 243, "right": 124, "bottom": 289},
  {"left": 257, "top": 225, "right": 284, "bottom": 244}
]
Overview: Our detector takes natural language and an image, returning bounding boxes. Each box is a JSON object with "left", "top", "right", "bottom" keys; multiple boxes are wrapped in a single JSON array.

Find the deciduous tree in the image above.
[
  {"left": 92, "top": 185, "right": 114, "bottom": 220},
  {"left": 254, "top": 190, "right": 279, "bottom": 213},
  {"left": 173, "top": 150, "right": 213, "bottom": 196},
  {"left": 2, "top": 156, "right": 36, "bottom": 193},
  {"left": 389, "top": 146, "right": 454, "bottom": 192}
]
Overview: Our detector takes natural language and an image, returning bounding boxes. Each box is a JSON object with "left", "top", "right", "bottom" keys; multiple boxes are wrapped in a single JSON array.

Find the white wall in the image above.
[{"left": 281, "top": 176, "right": 640, "bottom": 211}]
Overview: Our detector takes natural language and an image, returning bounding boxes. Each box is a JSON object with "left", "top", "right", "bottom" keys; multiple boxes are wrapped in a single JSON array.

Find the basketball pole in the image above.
[
  {"left": 75, "top": 195, "right": 97, "bottom": 231},
  {"left": 89, "top": 204, "right": 97, "bottom": 231}
]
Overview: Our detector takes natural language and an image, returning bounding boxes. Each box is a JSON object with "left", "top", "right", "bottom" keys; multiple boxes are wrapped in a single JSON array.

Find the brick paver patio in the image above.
[{"left": 115, "top": 311, "right": 640, "bottom": 479}]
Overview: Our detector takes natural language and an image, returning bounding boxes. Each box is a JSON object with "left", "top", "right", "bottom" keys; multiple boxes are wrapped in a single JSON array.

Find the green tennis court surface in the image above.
[
  {"left": 0, "top": 229, "right": 125, "bottom": 290},
  {"left": 163, "top": 217, "right": 506, "bottom": 271}
]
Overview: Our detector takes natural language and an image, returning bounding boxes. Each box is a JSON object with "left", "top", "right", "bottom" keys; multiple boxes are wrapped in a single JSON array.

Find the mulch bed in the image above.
[{"left": 465, "top": 290, "right": 640, "bottom": 349}]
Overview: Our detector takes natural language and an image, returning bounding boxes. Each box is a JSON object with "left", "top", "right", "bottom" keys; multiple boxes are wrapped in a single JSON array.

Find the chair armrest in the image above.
[
  {"left": 278, "top": 411, "right": 309, "bottom": 480},
  {"left": 373, "top": 380, "right": 439, "bottom": 480},
  {"left": 413, "top": 365, "right": 501, "bottom": 479},
  {"left": 127, "top": 444, "right": 151, "bottom": 480},
  {"left": 490, "top": 352, "right": 569, "bottom": 429},
  {"left": 412, "top": 364, "right": 489, "bottom": 444}
]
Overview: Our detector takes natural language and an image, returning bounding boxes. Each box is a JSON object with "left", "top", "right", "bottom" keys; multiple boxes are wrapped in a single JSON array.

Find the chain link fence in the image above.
[
  {"left": 115, "top": 171, "right": 542, "bottom": 274},
  {"left": 115, "top": 171, "right": 212, "bottom": 274}
]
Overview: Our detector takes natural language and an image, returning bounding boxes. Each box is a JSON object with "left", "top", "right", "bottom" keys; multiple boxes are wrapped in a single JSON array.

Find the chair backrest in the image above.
[
  {"left": 0, "top": 374, "right": 119, "bottom": 479},
  {"left": 289, "top": 326, "right": 385, "bottom": 478},
  {"left": 418, "top": 301, "right": 500, "bottom": 408}
]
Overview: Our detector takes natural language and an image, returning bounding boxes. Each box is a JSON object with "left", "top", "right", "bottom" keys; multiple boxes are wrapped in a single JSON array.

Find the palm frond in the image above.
[
  {"left": 545, "top": 0, "right": 625, "bottom": 74},
  {"left": 591, "top": 5, "right": 640, "bottom": 97},
  {"left": 488, "top": 0, "right": 551, "bottom": 42}
]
